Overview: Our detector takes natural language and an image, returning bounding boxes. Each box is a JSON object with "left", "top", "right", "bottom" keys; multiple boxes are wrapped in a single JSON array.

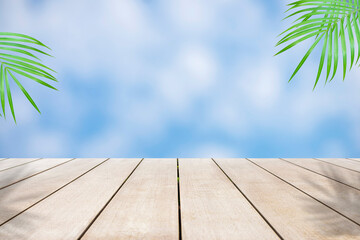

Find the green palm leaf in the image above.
[
  {"left": 277, "top": 0, "right": 360, "bottom": 88},
  {"left": 0, "top": 32, "right": 57, "bottom": 123}
]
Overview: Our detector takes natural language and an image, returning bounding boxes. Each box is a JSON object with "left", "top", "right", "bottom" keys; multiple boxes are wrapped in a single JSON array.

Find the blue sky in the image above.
[{"left": 0, "top": 0, "right": 359, "bottom": 157}]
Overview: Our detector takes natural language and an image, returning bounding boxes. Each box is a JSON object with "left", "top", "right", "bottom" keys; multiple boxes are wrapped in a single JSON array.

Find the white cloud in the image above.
[
  {"left": 319, "top": 140, "right": 346, "bottom": 157},
  {"left": 206, "top": 98, "right": 249, "bottom": 136},
  {"left": 26, "top": 131, "right": 69, "bottom": 157},
  {"left": 156, "top": 44, "right": 218, "bottom": 116},
  {"left": 236, "top": 59, "right": 282, "bottom": 111},
  {"left": 163, "top": 0, "right": 216, "bottom": 34},
  {"left": 186, "top": 143, "right": 239, "bottom": 158},
  {"left": 79, "top": 129, "right": 130, "bottom": 157},
  {"left": 0, "top": 0, "right": 359, "bottom": 156},
  {"left": 179, "top": 45, "right": 217, "bottom": 86}
]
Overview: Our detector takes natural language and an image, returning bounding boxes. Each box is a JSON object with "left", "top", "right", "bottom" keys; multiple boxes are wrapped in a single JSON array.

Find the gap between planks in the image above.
[
  {"left": 279, "top": 158, "right": 360, "bottom": 192},
  {"left": 178, "top": 158, "right": 280, "bottom": 239},
  {"left": 217, "top": 158, "right": 360, "bottom": 239},
  {"left": 0, "top": 158, "right": 76, "bottom": 190},
  {"left": 0, "top": 158, "right": 143, "bottom": 240},
  {"left": 211, "top": 158, "right": 283, "bottom": 239},
  {"left": 177, "top": 158, "right": 182, "bottom": 240},
  {"left": 0, "top": 158, "right": 110, "bottom": 226},
  {"left": 2, "top": 158, "right": 360, "bottom": 240},
  {"left": 80, "top": 158, "right": 178, "bottom": 239},
  {"left": 78, "top": 158, "right": 144, "bottom": 239},
  {"left": 313, "top": 158, "right": 360, "bottom": 173},
  {"left": 247, "top": 158, "right": 360, "bottom": 228},
  {"left": 0, "top": 158, "right": 43, "bottom": 173}
]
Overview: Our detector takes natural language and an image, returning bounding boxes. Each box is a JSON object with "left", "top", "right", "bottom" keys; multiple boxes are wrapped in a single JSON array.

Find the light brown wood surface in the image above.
[
  {"left": 0, "top": 158, "right": 73, "bottom": 190},
  {"left": 0, "top": 158, "right": 360, "bottom": 239},
  {"left": 0, "top": 158, "right": 141, "bottom": 240},
  {"left": 250, "top": 158, "right": 360, "bottom": 225},
  {"left": 316, "top": 158, "right": 360, "bottom": 172},
  {"left": 82, "top": 158, "right": 178, "bottom": 240},
  {"left": 0, "top": 158, "right": 107, "bottom": 225},
  {"left": 348, "top": 158, "right": 360, "bottom": 162},
  {"left": 179, "top": 158, "right": 279, "bottom": 240},
  {"left": 0, "top": 158, "right": 41, "bottom": 172},
  {"left": 215, "top": 158, "right": 360, "bottom": 240},
  {"left": 282, "top": 158, "right": 360, "bottom": 190}
]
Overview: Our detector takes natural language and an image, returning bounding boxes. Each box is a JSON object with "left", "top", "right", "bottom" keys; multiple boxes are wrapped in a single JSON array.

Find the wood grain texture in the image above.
[
  {"left": 0, "top": 158, "right": 142, "bottom": 240},
  {"left": 82, "top": 158, "right": 178, "bottom": 240},
  {"left": 0, "top": 158, "right": 40, "bottom": 172},
  {"left": 215, "top": 158, "right": 360, "bottom": 240},
  {"left": 250, "top": 158, "right": 360, "bottom": 225},
  {"left": 0, "top": 158, "right": 73, "bottom": 189},
  {"left": 316, "top": 158, "right": 360, "bottom": 172},
  {"left": 179, "top": 158, "right": 279, "bottom": 240},
  {"left": 282, "top": 158, "right": 360, "bottom": 190},
  {"left": 0, "top": 158, "right": 107, "bottom": 225},
  {"left": 0, "top": 158, "right": 359, "bottom": 239}
]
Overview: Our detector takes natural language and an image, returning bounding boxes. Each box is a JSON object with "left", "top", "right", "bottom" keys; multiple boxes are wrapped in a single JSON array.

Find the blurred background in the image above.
[{"left": 0, "top": 0, "right": 359, "bottom": 157}]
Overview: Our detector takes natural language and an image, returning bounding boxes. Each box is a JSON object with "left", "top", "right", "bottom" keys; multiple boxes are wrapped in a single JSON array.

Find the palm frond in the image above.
[
  {"left": 276, "top": 0, "right": 360, "bottom": 88},
  {"left": 0, "top": 32, "right": 57, "bottom": 123}
]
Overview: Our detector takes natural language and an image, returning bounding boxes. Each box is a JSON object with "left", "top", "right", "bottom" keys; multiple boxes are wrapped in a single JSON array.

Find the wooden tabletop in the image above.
[{"left": 0, "top": 158, "right": 360, "bottom": 239}]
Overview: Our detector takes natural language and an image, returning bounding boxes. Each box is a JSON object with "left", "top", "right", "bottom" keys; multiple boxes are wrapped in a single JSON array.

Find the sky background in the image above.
[{"left": 0, "top": 0, "right": 359, "bottom": 157}]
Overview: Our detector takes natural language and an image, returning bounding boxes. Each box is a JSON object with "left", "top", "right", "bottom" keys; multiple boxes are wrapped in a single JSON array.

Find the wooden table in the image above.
[{"left": 0, "top": 158, "right": 360, "bottom": 239}]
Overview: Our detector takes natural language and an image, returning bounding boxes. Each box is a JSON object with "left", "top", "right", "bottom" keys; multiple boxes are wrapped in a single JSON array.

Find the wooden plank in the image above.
[
  {"left": 282, "top": 158, "right": 360, "bottom": 190},
  {"left": 250, "top": 158, "right": 360, "bottom": 225},
  {"left": 215, "top": 158, "right": 360, "bottom": 239},
  {"left": 179, "top": 158, "right": 279, "bottom": 240},
  {"left": 0, "top": 158, "right": 107, "bottom": 225},
  {"left": 0, "top": 158, "right": 73, "bottom": 190},
  {"left": 81, "top": 158, "right": 178, "bottom": 239},
  {"left": 0, "top": 158, "right": 41, "bottom": 172},
  {"left": 0, "top": 158, "right": 142, "bottom": 240},
  {"left": 316, "top": 158, "right": 360, "bottom": 172},
  {"left": 348, "top": 158, "right": 360, "bottom": 162},
  {"left": 0, "top": 158, "right": 72, "bottom": 186}
]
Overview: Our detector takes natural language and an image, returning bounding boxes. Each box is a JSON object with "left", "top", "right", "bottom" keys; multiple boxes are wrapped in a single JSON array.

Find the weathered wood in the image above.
[
  {"left": 0, "top": 158, "right": 359, "bottom": 239},
  {"left": 316, "top": 158, "right": 360, "bottom": 172},
  {"left": 250, "top": 158, "right": 360, "bottom": 225},
  {"left": 215, "top": 158, "right": 360, "bottom": 239},
  {"left": 0, "top": 158, "right": 41, "bottom": 172},
  {"left": 0, "top": 158, "right": 142, "bottom": 240},
  {"left": 0, "top": 158, "right": 73, "bottom": 190},
  {"left": 179, "top": 158, "right": 279, "bottom": 240},
  {"left": 282, "top": 158, "right": 360, "bottom": 190},
  {"left": 0, "top": 158, "right": 107, "bottom": 225},
  {"left": 82, "top": 158, "right": 178, "bottom": 240}
]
